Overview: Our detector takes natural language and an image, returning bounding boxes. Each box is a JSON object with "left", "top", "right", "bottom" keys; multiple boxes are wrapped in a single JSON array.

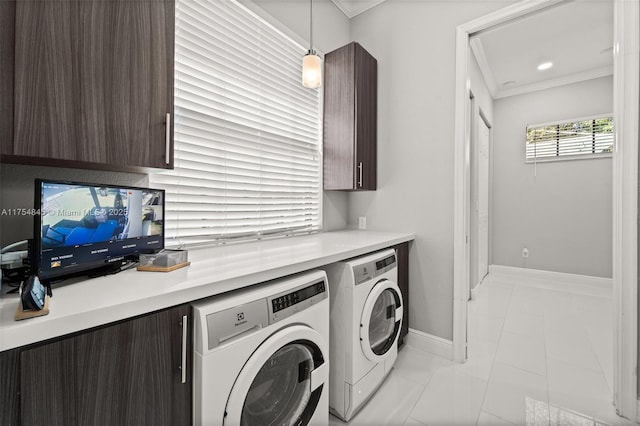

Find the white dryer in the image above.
[
  {"left": 192, "top": 270, "right": 330, "bottom": 426},
  {"left": 322, "top": 249, "right": 403, "bottom": 421}
]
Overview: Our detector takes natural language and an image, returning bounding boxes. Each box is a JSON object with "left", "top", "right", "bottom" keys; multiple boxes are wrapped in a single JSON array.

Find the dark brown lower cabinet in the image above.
[
  {"left": 19, "top": 304, "right": 191, "bottom": 426},
  {"left": 395, "top": 242, "right": 410, "bottom": 347},
  {"left": 0, "top": 347, "right": 20, "bottom": 426}
]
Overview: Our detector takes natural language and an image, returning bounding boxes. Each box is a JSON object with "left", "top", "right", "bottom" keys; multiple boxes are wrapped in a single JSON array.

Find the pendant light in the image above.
[{"left": 302, "top": 0, "right": 322, "bottom": 88}]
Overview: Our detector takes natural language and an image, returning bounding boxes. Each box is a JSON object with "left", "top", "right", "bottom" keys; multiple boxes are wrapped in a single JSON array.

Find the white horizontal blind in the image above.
[
  {"left": 151, "top": 0, "right": 322, "bottom": 246},
  {"left": 526, "top": 116, "right": 613, "bottom": 163}
]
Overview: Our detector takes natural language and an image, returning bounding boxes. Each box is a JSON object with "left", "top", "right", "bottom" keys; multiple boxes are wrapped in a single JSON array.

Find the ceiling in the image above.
[
  {"left": 330, "top": 0, "right": 386, "bottom": 18},
  {"left": 470, "top": 0, "right": 613, "bottom": 99}
]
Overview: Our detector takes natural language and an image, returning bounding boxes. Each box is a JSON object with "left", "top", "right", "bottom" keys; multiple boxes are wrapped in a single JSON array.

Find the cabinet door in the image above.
[
  {"left": 0, "top": 348, "right": 20, "bottom": 426},
  {"left": 323, "top": 42, "right": 377, "bottom": 191},
  {"left": 20, "top": 305, "right": 191, "bottom": 426},
  {"left": 0, "top": 0, "right": 14, "bottom": 157},
  {"left": 323, "top": 43, "right": 356, "bottom": 190},
  {"left": 13, "top": 0, "right": 174, "bottom": 169},
  {"left": 354, "top": 43, "right": 377, "bottom": 190}
]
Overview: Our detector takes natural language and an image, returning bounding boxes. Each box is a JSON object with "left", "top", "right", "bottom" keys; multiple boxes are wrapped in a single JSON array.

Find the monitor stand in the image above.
[{"left": 87, "top": 262, "right": 125, "bottom": 278}]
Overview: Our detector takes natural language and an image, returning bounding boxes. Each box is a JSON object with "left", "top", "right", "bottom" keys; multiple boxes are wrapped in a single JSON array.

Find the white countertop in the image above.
[{"left": 0, "top": 230, "right": 413, "bottom": 352}]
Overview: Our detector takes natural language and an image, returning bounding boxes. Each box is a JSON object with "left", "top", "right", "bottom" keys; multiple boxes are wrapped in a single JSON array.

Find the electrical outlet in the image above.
[
  {"left": 522, "top": 248, "right": 529, "bottom": 258},
  {"left": 358, "top": 216, "right": 367, "bottom": 230}
]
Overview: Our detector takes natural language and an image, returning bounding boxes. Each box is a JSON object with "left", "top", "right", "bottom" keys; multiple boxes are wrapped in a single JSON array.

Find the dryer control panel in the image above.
[{"left": 268, "top": 279, "right": 327, "bottom": 323}]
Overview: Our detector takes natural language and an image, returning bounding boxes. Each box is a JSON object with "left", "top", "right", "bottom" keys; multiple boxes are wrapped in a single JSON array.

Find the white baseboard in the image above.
[
  {"left": 489, "top": 265, "right": 613, "bottom": 298},
  {"left": 470, "top": 286, "right": 479, "bottom": 301},
  {"left": 470, "top": 274, "right": 489, "bottom": 301},
  {"left": 405, "top": 328, "right": 454, "bottom": 360}
]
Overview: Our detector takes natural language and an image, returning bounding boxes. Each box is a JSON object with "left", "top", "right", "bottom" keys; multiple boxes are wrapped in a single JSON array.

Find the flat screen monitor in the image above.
[{"left": 34, "top": 179, "right": 165, "bottom": 281}]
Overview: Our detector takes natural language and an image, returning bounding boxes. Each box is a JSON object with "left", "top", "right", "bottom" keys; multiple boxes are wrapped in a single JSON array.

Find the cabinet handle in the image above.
[
  {"left": 165, "top": 113, "right": 171, "bottom": 165},
  {"left": 357, "top": 162, "right": 363, "bottom": 187},
  {"left": 180, "top": 314, "right": 187, "bottom": 384}
]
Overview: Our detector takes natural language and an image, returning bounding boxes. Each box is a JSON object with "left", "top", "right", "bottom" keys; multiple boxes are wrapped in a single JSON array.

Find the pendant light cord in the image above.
[{"left": 309, "top": 0, "right": 314, "bottom": 54}]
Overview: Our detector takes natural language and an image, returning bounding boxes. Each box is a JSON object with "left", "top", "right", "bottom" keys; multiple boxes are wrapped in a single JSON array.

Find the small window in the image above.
[{"left": 526, "top": 115, "right": 613, "bottom": 163}]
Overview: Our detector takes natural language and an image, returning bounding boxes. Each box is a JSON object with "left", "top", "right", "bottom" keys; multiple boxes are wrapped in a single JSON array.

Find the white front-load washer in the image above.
[
  {"left": 192, "top": 270, "right": 329, "bottom": 426},
  {"left": 322, "top": 249, "right": 403, "bottom": 421}
]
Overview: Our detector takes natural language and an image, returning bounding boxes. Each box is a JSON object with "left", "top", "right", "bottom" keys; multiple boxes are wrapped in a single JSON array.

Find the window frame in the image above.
[{"left": 525, "top": 113, "right": 614, "bottom": 164}]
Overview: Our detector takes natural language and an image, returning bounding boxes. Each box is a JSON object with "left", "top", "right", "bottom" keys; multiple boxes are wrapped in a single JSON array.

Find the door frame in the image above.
[
  {"left": 470, "top": 101, "right": 492, "bottom": 298},
  {"left": 452, "top": 0, "right": 639, "bottom": 419}
]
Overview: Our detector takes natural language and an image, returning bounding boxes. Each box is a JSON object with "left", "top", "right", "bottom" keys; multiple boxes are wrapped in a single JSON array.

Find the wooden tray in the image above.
[
  {"left": 15, "top": 295, "right": 50, "bottom": 321},
  {"left": 137, "top": 261, "right": 191, "bottom": 273}
]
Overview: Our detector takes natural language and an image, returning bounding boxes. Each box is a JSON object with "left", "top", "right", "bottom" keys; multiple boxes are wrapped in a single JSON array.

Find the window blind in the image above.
[
  {"left": 525, "top": 116, "right": 613, "bottom": 163},
  {"left": 151, "top": 0, "right": 322, "bottom": 246}
]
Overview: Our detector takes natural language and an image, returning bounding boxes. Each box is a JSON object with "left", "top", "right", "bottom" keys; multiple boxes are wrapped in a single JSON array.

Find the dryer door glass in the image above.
[
  {"left": 368, "top": 289, "right": 399, "bottom": 355},
  {"left": 241, "top": 343, "right": 314, "bottom": 426}
]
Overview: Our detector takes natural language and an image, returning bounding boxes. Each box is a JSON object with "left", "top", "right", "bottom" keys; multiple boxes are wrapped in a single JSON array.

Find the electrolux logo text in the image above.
[{"left": 235, "top": 312, "right": 247, "bottom": 326}]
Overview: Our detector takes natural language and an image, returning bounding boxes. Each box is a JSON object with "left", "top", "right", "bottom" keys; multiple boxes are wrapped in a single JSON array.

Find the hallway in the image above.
[{"left": 331, "top": 275, "right": 630, "bottom": 425}]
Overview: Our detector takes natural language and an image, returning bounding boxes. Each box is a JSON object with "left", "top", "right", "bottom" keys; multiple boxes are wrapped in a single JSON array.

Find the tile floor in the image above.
[{"left": 330, "top": 275, "right": 634, "bottom": 425}]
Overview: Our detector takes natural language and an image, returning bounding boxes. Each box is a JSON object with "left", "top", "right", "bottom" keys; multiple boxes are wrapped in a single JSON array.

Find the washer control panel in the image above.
[
  {"left": 354, "top": 253, "right": 396, "bottom": 285},
  {"left": 267, "top": 279, "right": 327, "bottom": 323}
]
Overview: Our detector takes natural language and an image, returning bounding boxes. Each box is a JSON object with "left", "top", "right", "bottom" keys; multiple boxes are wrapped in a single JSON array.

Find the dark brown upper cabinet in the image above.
[
  {"left": 2, "top": 0, "right": 174, "bottom": 171},
  {"left": 323, "top": 42, "right": 377, "bottom": 191},
  {"left": 0, "top": 1, "right": 15, "bottom": 158}
]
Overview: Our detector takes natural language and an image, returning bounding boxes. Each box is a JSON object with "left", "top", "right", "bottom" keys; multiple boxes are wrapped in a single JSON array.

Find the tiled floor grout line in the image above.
[
  {"left": 540, "top": 287, "right": 552, "bottom": 426},
  {"left": 582, "top": 299, "right": 617, "bottom": 410},
  {"left": 469, "top": 280, "right": 510, "bottom": 425},
  {"left": 401, "top": 363, "right": 431, "bottom": 426},
  {"left": 578, "top": 303, "right": 615, "bottom": 398},
  {"left": 402, "top": 381, "right": 429, "bottom": 426}
]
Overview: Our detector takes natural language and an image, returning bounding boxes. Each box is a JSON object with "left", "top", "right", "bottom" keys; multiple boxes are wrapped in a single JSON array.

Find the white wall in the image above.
[
  {"left": 491, "top": 76, "right": 613, "bottom": 278},
  {"left": 0, "top": 0, "right": 351, "bottom": 247},
  {"left": 255, "top": 0, "right": 349, "bottom": 55},
  {"left": 349, "top": 0, "right": 517, "bottom": 340}
]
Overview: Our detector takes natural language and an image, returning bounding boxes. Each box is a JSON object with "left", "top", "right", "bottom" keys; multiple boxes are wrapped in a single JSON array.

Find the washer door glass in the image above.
[
  {"left": 368, "top": 288, "right": 398, "bottom": 355},
  {"left": 241, "top": 343, "right": 314, "bottom": 426}
]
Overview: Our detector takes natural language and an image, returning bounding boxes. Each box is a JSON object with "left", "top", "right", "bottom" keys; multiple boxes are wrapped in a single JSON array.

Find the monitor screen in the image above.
[{"left": 34, "top": 179, "right": 165, "bottom": 281}]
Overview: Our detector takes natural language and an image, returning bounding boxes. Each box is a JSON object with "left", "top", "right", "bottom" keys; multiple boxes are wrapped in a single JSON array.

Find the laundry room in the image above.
[{"left": 0, "top": 0, "right": 638, "bottom": 425}]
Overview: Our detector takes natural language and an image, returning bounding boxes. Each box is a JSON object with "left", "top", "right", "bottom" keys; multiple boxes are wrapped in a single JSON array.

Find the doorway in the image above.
[{"left": 452, "top": 0, "right": 639, "bottom": 419}]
